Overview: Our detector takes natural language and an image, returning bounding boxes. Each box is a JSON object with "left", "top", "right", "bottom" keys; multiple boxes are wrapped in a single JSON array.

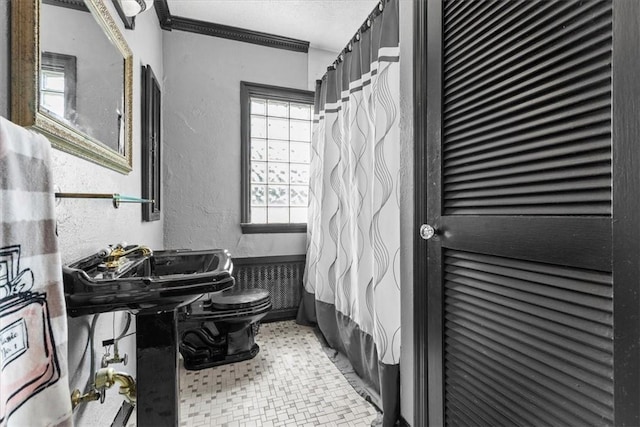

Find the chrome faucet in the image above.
[{"left": 102, "top": 243, "right": 153, "bottom": 270}]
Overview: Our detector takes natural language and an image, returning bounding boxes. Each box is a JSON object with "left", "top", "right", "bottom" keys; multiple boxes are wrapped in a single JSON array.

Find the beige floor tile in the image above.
[{"left": 173, "top": 320, "right": 378, "bottom": 426}]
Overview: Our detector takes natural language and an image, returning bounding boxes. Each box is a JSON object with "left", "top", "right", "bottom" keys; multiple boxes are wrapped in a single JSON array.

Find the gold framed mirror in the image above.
[{"left": 11, "top": 0, "right": 133, "bottom": 174}]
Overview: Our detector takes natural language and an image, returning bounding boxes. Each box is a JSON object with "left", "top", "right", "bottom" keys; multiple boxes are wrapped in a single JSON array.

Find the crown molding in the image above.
[
  {"left": 154, "top": 0, "right": 172, "bottom": 29},
  {"left": 153, "top": 0, "right": 309, "bottom": 53}
]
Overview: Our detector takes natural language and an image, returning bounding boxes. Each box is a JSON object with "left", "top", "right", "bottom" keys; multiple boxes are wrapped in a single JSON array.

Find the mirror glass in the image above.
[
  {"left": 41, "top": 1, "right": 125, "bottom": 154},
  {"left": 11, "top": 0, "right": 133, "bottom": 173}
]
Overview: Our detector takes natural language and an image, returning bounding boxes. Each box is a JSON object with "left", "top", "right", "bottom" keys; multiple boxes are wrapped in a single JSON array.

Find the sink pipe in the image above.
[
  {"left": 94, "top": 367, "right": 136, "bottom": 404},
  {"left": 71, "top": 368, "right": 136, "bottom": 409}
]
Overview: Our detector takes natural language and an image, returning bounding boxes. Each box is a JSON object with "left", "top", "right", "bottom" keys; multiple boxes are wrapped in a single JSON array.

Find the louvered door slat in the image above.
[
  {"left": 444, "top": 83, "right": 610, "bottom": 139},
  {"left": 445, "top": 1, "right": 573, "bottom": 79},
  {"left": 445, "top": 135, "right": 609, "bottom": 167},
  {"left": 444, "top": 1, "right": 532, "bottom": 57},
  {"left": 444, "top": 100, "right": 609, "bottom": 151},
  {"left": 446, "top": 350, "right": 605, "bottom": 426},
  {"left": 445, "top": 63, "right": 611, "bottom": 130},
  {"left": 444, "top": 248, "right": 614, "bottom": 425},
  {"left": 445, "top": 2, "right": 610, "bottom": 94},
  {"left": 447, "top": 373, "right": 536, "bottom": 426},
  {"left": 448, "top": 312, "right": 612, "bottom": 388},
  {"left": 444, "top": 114, "right": 610, "bottom": 160},
  {"left": 445, "top": 151, "right": 610, "bottom": 182},
  {"left": 447, "top": 252, "right": 612, "bottom": 295},
  {"left": 447, "top": 177, "right": 610, "bottom": 200},
  {"left": 442, "top": 0, "right": 612, "bottom": 216},
  {"left": 448, "top": 298, "right": 612, "bottom": 364},
  {"left": 443, "top": 0, "right": 486, "bottom": 36},
  {"left": 446, "top": 271, "right": 611, "bottom": 324},
  {"left": 444, "top": 165, "right": 610, "bottom": 192},
  {"left": 446, "top": 332, "right": 613, "bottom": 424}
]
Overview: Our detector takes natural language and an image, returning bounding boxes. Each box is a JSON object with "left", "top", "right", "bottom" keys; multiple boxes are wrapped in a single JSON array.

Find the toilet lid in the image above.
[{"left": 207, "top": 288, "right": 270, "bottom": 310}]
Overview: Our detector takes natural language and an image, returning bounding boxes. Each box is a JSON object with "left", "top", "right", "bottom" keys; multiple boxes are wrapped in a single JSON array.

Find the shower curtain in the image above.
[{"left": 298, "top": 0, "right": 400, "bottom": 424}]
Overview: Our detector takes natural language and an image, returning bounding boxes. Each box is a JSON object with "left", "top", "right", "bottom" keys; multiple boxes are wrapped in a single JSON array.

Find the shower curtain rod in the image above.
[{"left": 329, "top": 0, "right": 390, "bottom": 70}]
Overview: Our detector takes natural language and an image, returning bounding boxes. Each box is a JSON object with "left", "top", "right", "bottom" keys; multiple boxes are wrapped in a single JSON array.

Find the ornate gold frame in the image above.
[{"left": 11, "top": 0, "right": 134, "bottom": 174}]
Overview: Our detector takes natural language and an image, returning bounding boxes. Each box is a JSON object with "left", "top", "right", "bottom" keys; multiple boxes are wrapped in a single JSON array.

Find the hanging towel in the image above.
[{"left": 0, "top": 117, "right": 73, "bottom": 426}]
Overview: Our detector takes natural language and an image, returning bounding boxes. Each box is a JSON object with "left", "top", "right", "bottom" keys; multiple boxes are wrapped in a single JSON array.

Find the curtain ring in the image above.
[
  {"left": 378, "top": 1, "right": 383, "bottom": 11},
  {"left": 366, "top": 18, "right": 371, "bottom": 28},
  {"left": 356, "top": 33, "right": 360, "bottom": 41},
  {"left": 348, "top": 43, "right": 352, "bottom": 52}
]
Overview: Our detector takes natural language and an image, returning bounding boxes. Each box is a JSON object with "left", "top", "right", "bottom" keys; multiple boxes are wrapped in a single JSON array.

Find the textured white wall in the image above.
[
  {"left": 162, "top": 31, "right": 309, "bottom": 257},
  {"left": 1, "top": 4, "right": 164, "bottom": 425},
  {"left": 399, "top": 0, "right": 415, "bottom": 422},
  {"left": 307, "top": 46, "right": 338, "bottom": 91}
]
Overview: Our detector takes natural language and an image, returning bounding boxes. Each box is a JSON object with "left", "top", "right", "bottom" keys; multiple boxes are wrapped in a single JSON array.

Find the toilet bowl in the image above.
[{"left": 178, "top": 288, "right": 272, "bottom": 370}]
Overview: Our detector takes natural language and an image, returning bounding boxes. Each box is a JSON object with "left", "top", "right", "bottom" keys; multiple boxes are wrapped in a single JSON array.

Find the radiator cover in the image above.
[{"left": 232, "top": 255, "right": 306, "bottom": 322}]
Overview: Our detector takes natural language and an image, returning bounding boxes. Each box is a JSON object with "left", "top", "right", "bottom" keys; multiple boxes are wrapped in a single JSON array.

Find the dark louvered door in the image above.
[{"left": 423, "top": 0, "right": 640, "bottom": 426}]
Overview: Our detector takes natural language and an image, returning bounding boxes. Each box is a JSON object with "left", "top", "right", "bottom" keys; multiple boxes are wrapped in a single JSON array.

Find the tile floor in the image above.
[{"left": 178, "top": 320, "right": 379, "bottom": 426}]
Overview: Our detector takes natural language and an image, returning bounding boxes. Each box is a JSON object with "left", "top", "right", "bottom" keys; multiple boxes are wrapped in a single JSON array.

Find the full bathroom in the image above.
[
  {"left": 2, "top": 0, "right": 640, "bottom": 426},
  {"left": 1, "top": 0, "right": 413, "bottom": 425}
]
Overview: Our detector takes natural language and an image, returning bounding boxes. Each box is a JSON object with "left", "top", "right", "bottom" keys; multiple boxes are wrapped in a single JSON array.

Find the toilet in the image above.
[{"left": 178, "top": 288, "right": 272, "bottom": 370}]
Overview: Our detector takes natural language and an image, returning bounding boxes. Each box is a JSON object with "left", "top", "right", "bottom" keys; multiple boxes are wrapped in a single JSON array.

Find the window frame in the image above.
[{"left": 240, "top": 81, "right": 315, "bottom": 234}]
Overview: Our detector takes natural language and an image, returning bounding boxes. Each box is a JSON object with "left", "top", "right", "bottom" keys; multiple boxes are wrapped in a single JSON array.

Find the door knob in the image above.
[{"left": 420, "top": 224, "right": 436, "bottom": 240}]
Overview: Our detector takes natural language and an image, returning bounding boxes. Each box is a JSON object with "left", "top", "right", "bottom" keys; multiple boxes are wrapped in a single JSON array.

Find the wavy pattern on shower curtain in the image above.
[{"left": 299, "top": 0, "right": 400, "bottom": 424}]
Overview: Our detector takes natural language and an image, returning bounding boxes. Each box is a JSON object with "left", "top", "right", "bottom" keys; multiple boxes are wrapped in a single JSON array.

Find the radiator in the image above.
[{"left": 232, "top": 255, "right": 306, "bottom": 322}]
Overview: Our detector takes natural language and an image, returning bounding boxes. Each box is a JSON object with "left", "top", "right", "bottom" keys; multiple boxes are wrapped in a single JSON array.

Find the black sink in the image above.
[{"left": 63, "top": 249, "right": 235, "bottom": 317}]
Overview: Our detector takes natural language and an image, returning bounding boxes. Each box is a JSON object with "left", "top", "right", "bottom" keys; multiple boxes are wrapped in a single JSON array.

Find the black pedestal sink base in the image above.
[{"left": 136, "top": 310, "right": 179, "bottom": 427}]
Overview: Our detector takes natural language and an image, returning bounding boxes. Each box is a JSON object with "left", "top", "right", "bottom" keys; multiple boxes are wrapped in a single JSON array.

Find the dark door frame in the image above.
[
  {"left": 412, "top": 0, "right": 428, "bottom": 426},
  {"left": 412, "top": 1, "right": 640, "bottom": 426},
  {"left": 611, "top": 1, "right": 640, "bottom": 424}
]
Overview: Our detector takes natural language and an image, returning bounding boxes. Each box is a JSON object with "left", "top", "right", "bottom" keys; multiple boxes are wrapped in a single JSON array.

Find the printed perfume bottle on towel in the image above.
[{"left": 0, "top": 245, "right": 61, "bottom": 423}]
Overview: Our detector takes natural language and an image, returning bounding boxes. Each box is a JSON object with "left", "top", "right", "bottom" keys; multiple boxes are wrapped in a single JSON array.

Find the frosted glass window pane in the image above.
[
  {"left": 268, "top": 162, "right": 289, "bottom": 184},
  {"left": 268, "top": 117, "right": 289, "bottom": 140},
  {"left": 268, "top": 100, "right": 288, "bottom": 118},
  {"left": 268, "top": 207, "right": 289, "bottom": 223},
  {"left": 251, "top": 138, "right": 266, "bottom": 160},
  {"left": 42, "top": 70, "right": 65, "bottom": 91},
  {"left": 290, "top": 120, "right": 311, "bottom": 142},
  {"left": 290, "top": 186, "right": 308, "bottom": 206},
  {"left": 290, "top": 103, "right": 311, "bottom": 120},
  {"left": 244, "top": 90, "right": 313, "bottom": 226},
  {"left": 268, "top": 186, "right": 289, "bottom": 206},
  {"left": 251, "top": 162, "right": 266, "bottom": 184},
  {"left": 252, "top": 207, "right": 267, "bottom": 223},
  {"left": 268, "top": 140, "right": 289, "bottom": 162},
  {"left": 251, "top": 185, "right": 266, "bottom": 206},
  {"left": 290, "top": 142, "right": 310, "bottom": 164},
  {"left": 251, "top": 116, "right": 266, "bottom": 138},
  {"left": 41, "top": 93, "right": 65, "bottom": 117},
  {"left": 290, "top": 164, "right": 309, "bottom": 184},
  {"left": 290, "top": 207, "right": 308, "bottom": 223},
  {"left": 251, "top": 98, "right": 266, "bottom": 115}
]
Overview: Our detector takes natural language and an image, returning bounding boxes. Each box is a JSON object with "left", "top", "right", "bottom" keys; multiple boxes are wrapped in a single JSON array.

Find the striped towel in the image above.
[{"left": 0, "top": 117, "right": 73, "bottom": 426}]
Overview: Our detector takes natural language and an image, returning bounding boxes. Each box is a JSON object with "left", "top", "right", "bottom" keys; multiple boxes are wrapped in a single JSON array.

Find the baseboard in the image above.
[{"left": 263, "top": 308, "right": 298, "bottom": 323}]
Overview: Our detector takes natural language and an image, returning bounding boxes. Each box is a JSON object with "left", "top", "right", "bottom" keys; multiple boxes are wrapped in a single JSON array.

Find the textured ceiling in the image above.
[{"left": 165, "top": 0, "right": 379, "bottom": 52}]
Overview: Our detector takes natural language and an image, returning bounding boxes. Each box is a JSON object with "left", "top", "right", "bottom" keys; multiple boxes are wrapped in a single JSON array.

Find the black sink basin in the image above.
[{"left": 63, "top": 249, "right": 235, "bottom": 317}]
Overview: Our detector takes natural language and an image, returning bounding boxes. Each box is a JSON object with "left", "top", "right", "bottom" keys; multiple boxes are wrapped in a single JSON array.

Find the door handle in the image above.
[{"left": 420, "top": 224, "right": 437, "bottom": 240}]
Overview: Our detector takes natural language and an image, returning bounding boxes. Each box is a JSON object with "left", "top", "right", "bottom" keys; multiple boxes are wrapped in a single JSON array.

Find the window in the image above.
[
  {"left": 40, "top": 52, "right": 77, "bottom": 121},
  {"left": 241, "top": 82, "right": 315, "bottom": 234}
]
